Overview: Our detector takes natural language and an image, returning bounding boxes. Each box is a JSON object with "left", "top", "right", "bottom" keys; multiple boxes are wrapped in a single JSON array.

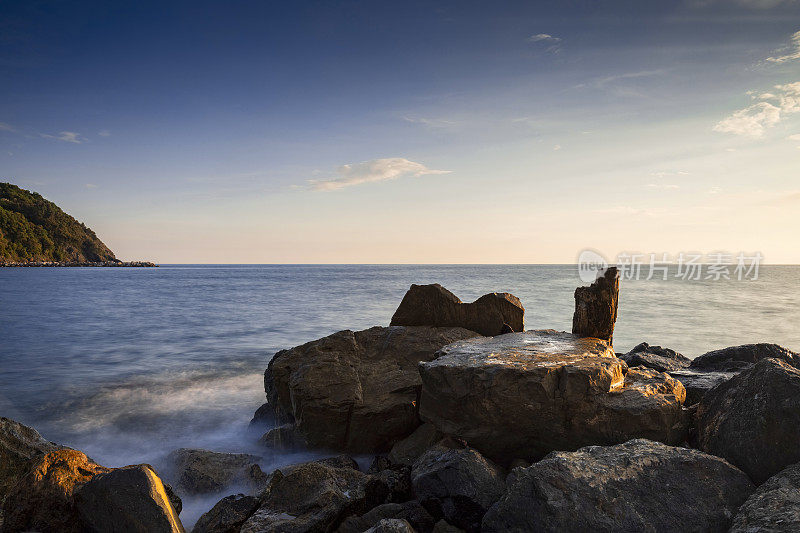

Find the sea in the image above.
[{"left": 2, "top": 264, "right": 799, "bottom": 525}]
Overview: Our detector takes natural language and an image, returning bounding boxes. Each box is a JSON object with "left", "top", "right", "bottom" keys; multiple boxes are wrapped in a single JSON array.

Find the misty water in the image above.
[{"left": 2, "top": 264, "right": 799, "bottom": 525}]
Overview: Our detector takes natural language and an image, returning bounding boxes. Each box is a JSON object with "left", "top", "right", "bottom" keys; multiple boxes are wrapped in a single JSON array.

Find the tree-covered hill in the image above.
[{"left": 0, "top": 182, "right": 117, "bottom": 263}]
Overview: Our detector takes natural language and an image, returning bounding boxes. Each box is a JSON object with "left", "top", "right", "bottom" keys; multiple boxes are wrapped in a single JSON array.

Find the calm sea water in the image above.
[{"left": 2, "top": 264, "right": 799, "bottom": 523}]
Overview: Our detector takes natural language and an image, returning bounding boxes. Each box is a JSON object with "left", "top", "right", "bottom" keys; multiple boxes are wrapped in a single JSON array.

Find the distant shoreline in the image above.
[{"left": 0, "top": 261, "right": 157, "bottom": 267}]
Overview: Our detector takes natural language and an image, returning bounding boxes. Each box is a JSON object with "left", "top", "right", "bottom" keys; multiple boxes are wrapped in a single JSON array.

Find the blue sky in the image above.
[{"left": 1, "top": 0, "right": 799, "bottom": 263}]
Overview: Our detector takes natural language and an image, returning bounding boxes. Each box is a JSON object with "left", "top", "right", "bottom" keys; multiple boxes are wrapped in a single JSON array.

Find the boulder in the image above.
[
  {"left": 191, "top": 494, "right": 261, "bottom": 533},
  {"left": 730, "top": 462, "right": 800, "bottom": 533},
  {"left": 364, "top": 519, "right": 415, "bottom": 533},
  {"left": 265, "top": 325, "right": 480, "bottom": 453},
  {"left": 621, "top": 342, "right": 690, "bottom": 372},
  {"left": 572, "top": 267, "right": 618, "bottom": 343},
  {"left": 697, "top": 358, "right": 800, "bottom": 484},
  {"left": 410, "top": 445, "right": 504, "bottom": 533},
  {"left": 259, "top": 424, "right": 302, "bottom": 451},
  {"left": 418, "top": 330, "right": 687, "bottom": 463},
  {"left": 1, "top": 449, "right": 110, "bottom": 533},
  {"left": 690, "top": 343, "right": 800, "bottom": 372},
  {"left": 248, "top": 403, "right": 275, "bottom": 431},
  {"left": 432, "top": 520, "right": 464, "bottom": 533},
  {"left": 0, "top": 417, "right": 61, "bottom": 502},
  {"left": 389, "top": 284, "right": 524, "bottom": 336},
  {"left": 337, "top": 501, "right": 435, "bottom": 533},
  {"left": 388, "top": 423, "right": 445, "bottom": 467},
  {"left": 165, "top": 448, "right": 264, "bottom": 495},
  {"left": 240, "top": 460, "right": 386, "bottom": 533},
  {"left": 75, "top": 464, "right": 185, "bottom": 533},
  {"left": 669, "top": 369, "right": 737, "bottom": 405},
  {"left": 481, "top": 439, "right": 754, "bottom": 533}
]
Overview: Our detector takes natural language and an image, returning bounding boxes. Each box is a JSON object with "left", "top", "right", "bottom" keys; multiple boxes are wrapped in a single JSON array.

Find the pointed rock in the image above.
[{"left": 572, "top": 266, "right": 619, "bottom": 343}]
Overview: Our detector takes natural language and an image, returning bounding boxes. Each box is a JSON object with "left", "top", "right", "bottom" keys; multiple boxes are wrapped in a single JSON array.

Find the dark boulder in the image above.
[
  {"left": 690, "top": 343, "right": 800, "bottom": 372},
  {"left": 191, "top": 494, "right": 260, "bottom": 533},
  {"left": 259, "top": 424, "right": 302, "bottom": 451},
  {"left": 572, "top": 267, "right": 618, "bottom": 343},
  {"left": 165, "top": 448, "right": 264, "bottom": 495},
  {"left": 482, "top": 439, "right": 754, "bottom": 533},
  {"left": 0, "top": 417, "right": 61, "bottom": 502},
  {"left": 621, "top": 342, "right": 690, "bottom": 372},
  {"left": 669, "top": 369, "right": 737, "bottom": 405},
  {"left": 337, "top": 501, "right": 435, "bottom": 533},
  {"left": 388, "top": 424, "right": 445, "bottom": 467},
  {"left": 248, "top": 403, "right": 274, "bottom": 431},
  {"left": 364, "top": 519, "right": 415, "bottom": 533},
  {"left": 697, "top": 358, "right": 800, "bottom": 484},
  {"left": 389, "top": 284, "right": 524, "bottom": 336},
  {"left": 730, "top": 462, "right": 800, "bottom": 532}
]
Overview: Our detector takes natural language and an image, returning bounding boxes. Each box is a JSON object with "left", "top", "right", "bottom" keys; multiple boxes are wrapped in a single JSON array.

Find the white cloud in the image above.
[
  {"left": 98, "top": 130, "right": 111, "bottom": 137},
  {"left": 788, "top": 134, "right": 800, "bottom": 140},
  {"left": 0, "top": 122, "right": 14, "bottom": 132},
  {"left": 40, "top": 131, "right": 85, "bottom": 144},
  {"left": 552, "top": 144, "right": 561, "bottom": 151},
  {"left": 766, "top": 30, "right": 800, "bottom": 63},
  {"left": 528, "top": 33, "right": 561, "bottom": 43},
  {"left": 310, "top": 158, "right": 451, "bottom": 191},
  {"left": 647, "top": 183, "right": 680, "bottom": 190},
  {"left": 713, "top": 82, "right": 800, "bottom": 137},
  {"left": 402, "top": 116, "right": 456, "bottom": 128},
  {"left": 85, "top": 183, "right": 98, "bottom": 189}
]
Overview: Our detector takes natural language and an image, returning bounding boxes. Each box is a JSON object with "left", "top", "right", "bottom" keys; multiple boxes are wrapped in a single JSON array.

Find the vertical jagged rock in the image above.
[{"left": 572, "top": 266, "right": 619, "bottom": 344}]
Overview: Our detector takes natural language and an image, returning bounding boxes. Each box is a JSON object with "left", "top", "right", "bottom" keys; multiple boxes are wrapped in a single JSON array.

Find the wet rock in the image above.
[
  {"left": 0, "top": 417, "right": 61, "bottom": 502},
  {"left": 572, "top": 267, "right": 619, "bottom": 343},
  {"left": 248, "top": 403, "right": 274, "bottom": 430},
  {"left": 482, "top": 439, "right": 754, "bottom": 533},
  {"left": 670, "top": 369, "right": 737, "bottom": 405},
  {"left": 165, "top": 448, "right": 264, "bottom": 495},
  {"left": 191, "top": 494, "right": 260, "bottom": 533},
  {"left": 730, "top": 462, "right": 800, "bottom": 533},
  {"left": 389, "top": 284, "right": 524, "bottom": 336},
  {"left": 1, "top": 448, "right": 110, "bottom": 533},
  {"left": 75, "top": 464, "right": 185, "bottom": 533},
  {"left": 164, "top": 482, "right": 183, "bottom": 514},
  {"left": 621, "top": 342, "right": 690, "bottom": 372},
  {"left": 337, "top": 501, "right": 435, "bottom": 533},
  {"left": 259, "top": 424, "right": 302, "bottom": 451},
  {"left": 364, "top": 518, "right": 415, "bottom": 533},
  {"left": 410, "top": 445, "right": 504, "bottom": 533},
  {"left": 314, "top": 455, "right": 360, "bottom": 471},
  {"left": 265, "top": 325, "right": 480, "bottom": 453},
  {"left": 690, "top": 343, "right": 800, "bottom": 372},
  {"left": 431, "top": 520, "right": 464, "bottom": 533},
  {"left": 697, "top": 358, "right": 800, "bottom": 484},
  {"left": 388, "top": 424, "right": 445, "bottom": 467},
  {"left": 419, "top": 330, "right": 686, "bottom": 463}
]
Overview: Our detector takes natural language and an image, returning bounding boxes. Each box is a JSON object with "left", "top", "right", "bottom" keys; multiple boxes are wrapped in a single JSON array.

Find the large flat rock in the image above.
[{"left": 419, "top": 330, "right": 687, "bottom": 462}]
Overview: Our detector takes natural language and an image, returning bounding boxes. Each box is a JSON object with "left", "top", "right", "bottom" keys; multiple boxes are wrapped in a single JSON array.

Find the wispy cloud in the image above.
[
  {"left": 98, "top": 130, "right": 111, "bottom": 137},
  {"left": 85, "top": 183, "right": 98, "bottom": 189},
  {"left": 713, "top": 82, "right": 800, "bottom": 137},
  {"left": 573, "top": 69, "right": 666, "bottom": 98},
  {"left": 766, "top": 29, "right": 800, "bottom": 63},
  {"left": 40, "top": 131, "right": 85, "bottom": 144},
  {"left": 310, "top": 158, "right": 451, "bottom": 191},
  {"left": 402, "top": 116, "right": 456, "bottom": 128},
  {"left": 552, "top": 144, "right": 562, "bottom": 151},
  {"left": 527, "top": 33, "right": 561, "bottom": 53},
  {"left": 0, "top": 122, "right": 14, "bottom": 132},
  {"left": 647, "top": 183, "right": 681, "bottom": 190}
]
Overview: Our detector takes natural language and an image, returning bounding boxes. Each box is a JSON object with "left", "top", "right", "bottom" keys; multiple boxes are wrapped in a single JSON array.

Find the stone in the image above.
[
  {"left": 481, "top": 439, "right": 754, "bottom": 533},
  {"left": 191, "top": 494, "right": 260, "bottom": 533},
  {"left": 364, "top": 518, "right": 415, "bottom": 533},
  {"left": 730, "top": 462, "right": 800, "bottom": 533},
  {"left": 419, "top": 330, "right": 686, "bottom": 463},
  {"left": 165, "top": 448, "right": 264, "bottom": 495},
  {"left": 336, "top": 501, "right": 435, "bottom": 533},
  {"left": 389, "top": 284, "right": 524, "bottom": 336},
  {"left": 248, "top": 403, "right": 274, "bottom": 431},
  {"left": 690, "top": 342, "right": 800, "bottom": 372},
  {"left": 265, "top": 325, "right": 480, "bottom": 453},
  {"left": 1, "top": 449, "right": 110, "bottom": 533},
  {"left": 669, "top": 369, "right": 737, "bottom": 405},
  {"left": 388, "top": 423, "right": 445, "bottom": 467},
  {"left": 410, "top": 445, "right": 505, "bottom": 533},
  {"left": 258, "top": 424, "right": 302, "bottom": 451},
  {"left": 75, "top": 464, "right": 185, "bottom": 533},
  {"left": 697, "top": 358, "right": 800, "bottom": 484},
  {"left": 240, "top": 460, "right": 386, "bottom": 533},
  {"left": 621, "top": 342, "right": 691, "bottom": 372},
  {"left": 431, "top": 520, "right": 464, "bottom": 533},
  {"left": 0, "top": 417, "right": 61, "bottom": 502},
  {"left": 572, "top": 266, "right": 619, "bottom": 343}
]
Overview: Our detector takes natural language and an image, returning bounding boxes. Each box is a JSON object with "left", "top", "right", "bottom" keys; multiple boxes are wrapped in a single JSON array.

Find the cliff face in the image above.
[{"left": 0, "top": 183, "right": 117, "bottom": 263}]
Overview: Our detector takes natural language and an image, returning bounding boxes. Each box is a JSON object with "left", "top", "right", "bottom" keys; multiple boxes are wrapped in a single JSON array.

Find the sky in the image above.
[{"left": 1, "top": 0, "right": 799, "bottom": 263}]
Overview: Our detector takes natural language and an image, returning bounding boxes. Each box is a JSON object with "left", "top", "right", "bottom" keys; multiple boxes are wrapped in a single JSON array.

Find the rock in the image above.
[
  {"left": 165, "top": 482, "right": 183, "bottom": 514},
  {"left": 265, "top": 325, "right": 480, "bottom": 453},
  {"left": 669, "top": 369, "right": 737, "bottom": 405},
  {"left": 259, "top": 424, "right": 302, "bottom": 451},
  {"left": 75, "top": 464, "right": 185, "bottom": 533},
  {"left": 240, "top": 460, "right": 386, "bottom": 533},
  {"left": 165, "top": 448, "right": 264, "bottom": 495},
  {"left": 313, "top": 455, "right": 361, "bottom": 471},
  {"left": 481, "top": 439, "right": 754, "bottom": 533},
  {"left": 431, "top": 520, "right": 464, "bottom": 533},
  {"left": 364, "top": 518, "right": 415, "bottom": 533},
  {"left": 0, "top": 417, "right": 61, "bottom": 502},
  {"left": 697, "top": 358, "right": 800, "bottom": 484},
  {"left": 410, "top": 446, "right": 504, "bottom": 533},
  {"left": 388, "top": 424, "right": 445, "bottom": 467},
  {"left": 572, "top": 266, "right": 619, "bottom": 343},
  {"left": 337, "top": 501, "right": 435, "bottom": 533},
  {"left": 1, "top": 448, "right": 110, "bottom": 533},
  {"left": 389, "top": 284, "right": 524, "bottom": 337},
  {"left": 730, "top": 462, "right": 800, "bottom": 533},
  {"left": 249, "top": 403, "right": 274, "bottom": 430},
  {"left": 419, "top": 330, "right": 687, "bottom": 463},
  {"left": 191, "top": 494, "right": 260, "bottom": 533},
  {"left": 621, "top": 342, "right": 690, "bottom": 372},
  {"left": 690, "top": 343, "right": 800, "bottom": 372}
]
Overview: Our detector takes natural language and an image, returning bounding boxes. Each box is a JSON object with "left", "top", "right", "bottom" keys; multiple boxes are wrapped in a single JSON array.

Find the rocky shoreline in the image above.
[
  {"left": 2, "top": 268, "right": 800, "bottom": 532},
  {"left": 0, "top": 260, "right": 157, "bottom": 267}
]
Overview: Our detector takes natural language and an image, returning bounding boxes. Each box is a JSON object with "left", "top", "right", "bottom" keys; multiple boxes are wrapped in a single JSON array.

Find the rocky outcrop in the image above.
[
  {"left": 367, "top": 458, "right": 413, "bottom": 504},
  {"left": 337, "top": 501, "right": 435, "bottom": 533},
  {"left": 364, "top": 519, "right": 415, "bottom": 533},
  {"left": 482, "top": 439, "right": 754, "bottom": 533},
  {"left": 410, "top": 445, "right": 505, "bottom": 533},
  {"left": 0, "top": 417, "right": 61, "bottom": 502},
  {"left": 621, "top": 342, "right": 690, "bottom": 372},
  {"left": 387, "top": 423, "right": 445, "bottom": 467},
  {"left": 730, "top": 462, "right": 800, "bottom": 533},
  {"left": 389, "top": 284, "right": 524, "bottom": 336},
  {"left": 165, "top": 448, "right": 265, "bottom": 495},
  {"left": 191, "top": 494, "right": 261, "bottom": 533},
  {"left": 265, "top": 325, "right": 480, "bottom": 452},
  {"left": 418, "top": 330, "right": 687, "bottom": 463},
  {"left": 572, "top": 267, "right": 618, "bottom": 343},
  {"left": 697, "top": 358, "right": 800, "bottom": 484},
  {"left": 75, "top": 464, "right": 185, "bottom": 533},
  {"left": 669, "top": 369, "right": 737, "bottom": 405},
  {"left": 690, "top": 343, "right": 800, "bottom": 372}
]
